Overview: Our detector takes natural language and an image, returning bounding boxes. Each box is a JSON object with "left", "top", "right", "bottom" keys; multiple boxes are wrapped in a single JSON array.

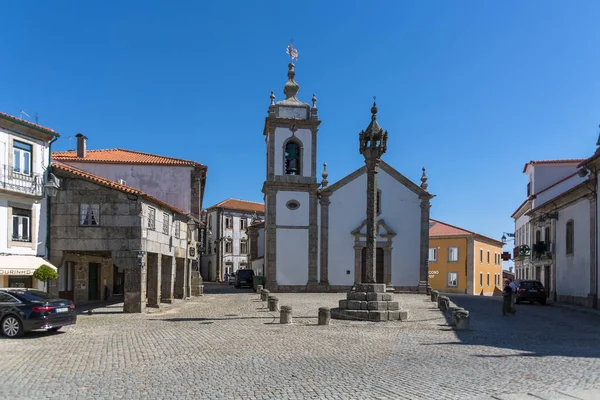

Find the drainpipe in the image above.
[{"left": 46, "top": 136, "right": 59, "bottom": 259}]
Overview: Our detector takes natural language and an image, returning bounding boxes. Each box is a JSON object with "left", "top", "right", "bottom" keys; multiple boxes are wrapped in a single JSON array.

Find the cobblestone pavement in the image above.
[{"left": 1, "top": 284, "right": 600, "bottom": 400}]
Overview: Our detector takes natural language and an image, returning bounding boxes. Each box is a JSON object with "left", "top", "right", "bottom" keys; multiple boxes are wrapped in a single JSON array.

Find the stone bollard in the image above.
[
  {"left": 268, "top": 296, "right": 279, "bottom": 312},
  {"left": 318, "top": 307, "right": 331, "bottom": 325},
  {"left": 455, "top": 310, "right": 470, "bottom": 330},
  {"left": 438, "top": 296, "right": 449, "bottom": 312},
  {"left": 280, "top": 305, "right": 292, "bottom": 324},
  {"left": 261, "top": 289, "right": 270, "bottom": 302},
  {"left": 450, "top": 307, "right": 465, "bottom": 325},
  {"left": 256, "top": 284, "right": 263, "bottom": 294},
  {"left": 431, "top": 290, "right": 439, "bottom": 302}
]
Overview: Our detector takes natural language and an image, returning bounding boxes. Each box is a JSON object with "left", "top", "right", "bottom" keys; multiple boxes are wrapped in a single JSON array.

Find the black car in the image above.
[
  {"left": 0, "top": 288, "right": 77, "bottom": 338},
  {"left": 234, "top": 269, "right": 255, "bottom": 289},
  {"left": 516, "top": 280, "right": 547, "bottom": 305}
]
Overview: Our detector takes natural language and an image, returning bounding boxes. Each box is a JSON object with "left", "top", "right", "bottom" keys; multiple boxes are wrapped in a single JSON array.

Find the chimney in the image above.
[{"left": 76, "top": 133, "right": 87, "bottom": 158}]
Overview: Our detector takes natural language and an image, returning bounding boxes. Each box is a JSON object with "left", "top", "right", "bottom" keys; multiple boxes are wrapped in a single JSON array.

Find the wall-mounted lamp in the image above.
[
  {"left": 44, "top": 173, "right": 61, "bottom": 197},
  {"left": 501, "top": 232, "right": 515, "bottom": 243}
]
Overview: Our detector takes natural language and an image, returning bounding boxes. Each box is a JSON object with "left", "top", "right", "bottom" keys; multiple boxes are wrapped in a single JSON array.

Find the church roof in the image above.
[
  {"left": 320, "top": 161, "right": 432, "bottom": 198},
  {"left": 53, "top": 148, "right": 205, "bottom": 168},
  {"left": 206, "top": 198, "right": 264, "bottom": 213}
]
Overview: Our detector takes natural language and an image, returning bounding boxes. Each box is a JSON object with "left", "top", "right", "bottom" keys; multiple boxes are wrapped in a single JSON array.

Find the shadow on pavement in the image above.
[{"left": 427, "top": 294, "right": 600, "bottom": 358}]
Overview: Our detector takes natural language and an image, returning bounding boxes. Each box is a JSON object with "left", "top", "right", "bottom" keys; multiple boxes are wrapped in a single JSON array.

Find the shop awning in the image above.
[{"left": 0, "top": 256, "right": 58, "bottom": 276}]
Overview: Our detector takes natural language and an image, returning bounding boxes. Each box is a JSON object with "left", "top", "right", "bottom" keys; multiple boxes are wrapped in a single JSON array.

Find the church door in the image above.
[{"left": 361, "top": 247, "right": 384, "bottom": 283}]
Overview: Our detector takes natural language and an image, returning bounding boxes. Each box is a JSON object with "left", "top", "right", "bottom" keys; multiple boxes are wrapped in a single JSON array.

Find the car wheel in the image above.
[
  {"left": 540, "top": 299, "right": 547, "bottom": 305},
  {"left": 2, "top": 315, "right": 24, "bottom": 338},
  {"left": 48, "top": 327, "right": 61, "bottom": 332}
]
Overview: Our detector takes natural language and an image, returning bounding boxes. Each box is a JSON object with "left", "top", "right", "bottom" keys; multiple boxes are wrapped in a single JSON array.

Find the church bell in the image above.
[{"left": 287, "top": 158, "right": 299, "bottom": 174}]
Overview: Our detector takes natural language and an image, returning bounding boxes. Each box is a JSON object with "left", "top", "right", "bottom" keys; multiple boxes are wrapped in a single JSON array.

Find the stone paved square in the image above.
[{"left": 1, "top": 284, "right": 600, "bottom": 399}]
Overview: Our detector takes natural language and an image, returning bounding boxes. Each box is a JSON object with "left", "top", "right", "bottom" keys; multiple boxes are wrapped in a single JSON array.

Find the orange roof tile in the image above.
[
  {"left": 53, "top": 148, "right": 205, "bottom": 167},
  {"left": 429, "top": 219, "right": 504, "bottom": 246},
  {"left": 52, "top": 162, "right": 188, "bottom": 216},
  {"left": 0, "top": 112, "right": 59, "bottom": 136},
  {"left": 522, "top": 159, "right": 585, "bottom": 173},
  {"left": 429, "top": 219, "right": 473, "bottom": 237},
  {"left": 207, "top": 198, "right": 264, "bottom": 213}
]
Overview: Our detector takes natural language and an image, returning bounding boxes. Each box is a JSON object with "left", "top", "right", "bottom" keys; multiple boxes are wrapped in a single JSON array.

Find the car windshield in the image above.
[
  {"left": 521, "top": 281, "right": 543, "bottom": 289},
  {"left": 238, "top": 270, "right": 253, "bottom": 278},
  {"left": 8, "top": 289, "right": 57, "bottom": 302}
]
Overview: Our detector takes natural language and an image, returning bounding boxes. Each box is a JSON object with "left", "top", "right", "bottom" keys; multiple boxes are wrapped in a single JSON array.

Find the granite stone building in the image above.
[
  {"left": 249, "top": 60, "right": 433, "bottom": 292},
  {"left": 49, "top": 162, "right": 200, "bottom": 312}
]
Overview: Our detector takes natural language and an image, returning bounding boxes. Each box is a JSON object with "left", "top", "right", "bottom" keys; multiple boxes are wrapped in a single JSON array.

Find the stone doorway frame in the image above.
[{"left": 351, "top": 219, "right": 396, "bottom": 286}]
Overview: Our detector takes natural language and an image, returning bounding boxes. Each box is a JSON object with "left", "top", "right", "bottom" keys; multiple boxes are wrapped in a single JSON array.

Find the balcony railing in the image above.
[{"left": 0, "top": 165, "right": 44, "bottom": 197}]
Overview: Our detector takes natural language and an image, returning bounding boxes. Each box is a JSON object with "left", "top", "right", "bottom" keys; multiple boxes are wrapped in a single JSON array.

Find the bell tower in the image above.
[{"left": 262, "top": 44, "right": 321, "bottom": 291}]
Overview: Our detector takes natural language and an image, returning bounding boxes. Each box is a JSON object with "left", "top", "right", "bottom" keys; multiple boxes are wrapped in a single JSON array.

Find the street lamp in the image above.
[
  {"left": 44, "top": 173, "right": 61, "bottom": 197},
  {"left": 501, "top": 232, "right": 515, "bottom": 243}
]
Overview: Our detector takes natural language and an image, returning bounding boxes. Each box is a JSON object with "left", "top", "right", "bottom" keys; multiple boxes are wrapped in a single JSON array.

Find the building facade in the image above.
[
  {"left": 250, "top": 61, "right": 432, "bottom": 292},
  {"left": 201, "top": 199, "right": 264, "bottom": 282},
  {"left": 52, "top": 135, "right": 207, "bottom": 219},
  {"left": 49, "top": 162, "right": 199, "bottom": 312},
  {"left": 510, "top": 159, "right": 588, "bottom": 301},
  {"left": 0, "top": 112, "right": 60, "bottom": 288},
  {"left": 428, "top": 219, "right": 504, "bottom": 296}
]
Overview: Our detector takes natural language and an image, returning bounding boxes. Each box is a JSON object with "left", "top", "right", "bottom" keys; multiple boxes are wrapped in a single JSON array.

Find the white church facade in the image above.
[{"left": 249, "top": 59, "right": 433, "bottom": 292}]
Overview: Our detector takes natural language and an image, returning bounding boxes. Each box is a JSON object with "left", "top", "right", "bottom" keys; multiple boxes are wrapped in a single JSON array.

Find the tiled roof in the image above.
[
  {"left": 522, "top": 159, "right": 585, "bottom": 173},
  {"left": 429, "top": 219, "right": 473, "bottom": 237},
  {"left": 52, "top": 162, "right": 188, "bottom": 216},
  {"left": 429, "top": 219, "right": 504, "bottom": 246},
  {"left": 0, "top": 112, "right": 59, "bottom": 136},
  {"left": 207, "top": 198, "right": 264, "bottom": 213},
  {"left": 53, "top": 148, "right": 205, "bottom": 167},
  {"left": 510, "top": 197, "right": 533, "bottom": 219}
]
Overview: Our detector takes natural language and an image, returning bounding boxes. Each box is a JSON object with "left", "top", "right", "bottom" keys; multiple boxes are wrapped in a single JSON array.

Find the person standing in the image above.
[
  {"left": 224, "top": 271, "right": 229, "bottom": 283},
  {"left": 509, "top": 278, "right": 518, "bottom": 313},
  {"left": 502, "top": 279, "right": 515, "bottom": 316}
]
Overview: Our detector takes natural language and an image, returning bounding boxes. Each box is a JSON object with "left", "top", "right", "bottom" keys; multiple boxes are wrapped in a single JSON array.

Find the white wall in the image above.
[
  {"left": 534, "top": 173, "right": 587, "bottom": 207},
  {"left": 531, "top": 164, "right": 582, "bottom": 196},
  {"left": 276, "top": 191, "right": 309, "bottom": 226},
  {"left": 64, "top": 163, "right": 193, "bottom": 214},
  {"left": 555, "top": 199, "right": 590, "bottom": 299},
  {"left": 0, "top": 126, "right": 50, "bottom": 256},
  {"left": 273, "top": 127, "right": 312, "bottom": 178},
  {"left": 327, "top": 168, "right": 422, "bottom": 287},
  {"left": 276, "top": 228, "right": 308, "bottom": 285}
]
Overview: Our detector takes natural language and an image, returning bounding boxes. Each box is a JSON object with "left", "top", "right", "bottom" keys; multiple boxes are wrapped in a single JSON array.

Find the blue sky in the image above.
[{"left": 2, "top": 1, "right": 599, "bottom": 266}]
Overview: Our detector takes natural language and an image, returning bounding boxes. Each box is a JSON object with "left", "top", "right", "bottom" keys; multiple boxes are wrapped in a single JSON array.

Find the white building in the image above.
[
  {"left": 0, "top": 112, "right": 60, "bottom": 288},
  {"left": 202, "top": 199, "right": 264, "bottom": 281},
  {"left": 249, "top": 62, "right": 433, "bottom": 292},
  {"left": 510, "top": 158, "right": 590, "bottom": 304}
]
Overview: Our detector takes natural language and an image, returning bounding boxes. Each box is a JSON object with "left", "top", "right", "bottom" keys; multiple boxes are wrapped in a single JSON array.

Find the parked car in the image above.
[
  {"left": 516, "top": 280, "right": 547, "bottom": 305},
  {"left": 0, "top": 288, "right": 77, "bottom": 338},
  {"left": 235, "top": 269, "right": 255, "bottom": 289}
]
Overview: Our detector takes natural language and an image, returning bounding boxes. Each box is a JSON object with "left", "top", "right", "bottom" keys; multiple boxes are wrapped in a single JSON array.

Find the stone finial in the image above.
[
  {"left": 268, "top": 91, "right": 276, "bottom": 116},
  {"left": 420, "top": 167, "right": 429, "bottom": 192},
  {"left": 311, "top": 93, "right": 318, "bottom": 120},
  {"left": 283, "top": 63, "right": 300, "bottom": 100},
  {"left": 321, "top": 162, "right": 329, "bottom": 187}
]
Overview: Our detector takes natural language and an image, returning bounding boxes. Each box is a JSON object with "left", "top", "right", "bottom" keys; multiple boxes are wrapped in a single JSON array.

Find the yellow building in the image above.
[{"left": 428, "top": 219, "right": 504, "bottom": 296}]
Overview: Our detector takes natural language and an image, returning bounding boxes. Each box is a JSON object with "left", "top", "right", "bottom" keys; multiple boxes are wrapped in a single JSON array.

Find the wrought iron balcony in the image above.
[{"left": 0, "top": 165, "right": 44, "bottom": 197}]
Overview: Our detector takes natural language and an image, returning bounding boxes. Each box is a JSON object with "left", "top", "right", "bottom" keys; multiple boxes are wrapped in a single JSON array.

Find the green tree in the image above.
[{"left": 33, "top": 265, "right": 59, "bottom": 293}]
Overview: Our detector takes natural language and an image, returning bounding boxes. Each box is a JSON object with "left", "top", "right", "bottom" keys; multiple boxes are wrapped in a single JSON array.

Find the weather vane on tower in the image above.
[{"left": 286, "top": 41, "right": 299, "bottom": 63}]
